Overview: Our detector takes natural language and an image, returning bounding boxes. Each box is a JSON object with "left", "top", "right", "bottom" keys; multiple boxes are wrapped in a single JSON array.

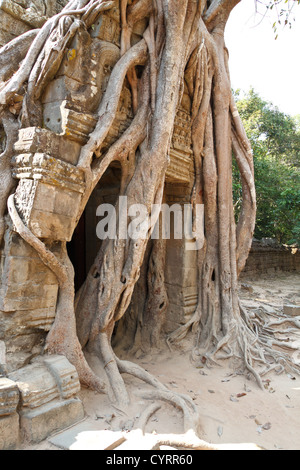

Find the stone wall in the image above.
[{"left": 241, "top": 240, "right": 300, "bottom": 277}]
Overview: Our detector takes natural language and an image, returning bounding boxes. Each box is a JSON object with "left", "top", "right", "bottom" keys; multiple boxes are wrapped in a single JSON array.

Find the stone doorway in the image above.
[{"left": 68, "top": 163, "right": 122, "bottom": 292}]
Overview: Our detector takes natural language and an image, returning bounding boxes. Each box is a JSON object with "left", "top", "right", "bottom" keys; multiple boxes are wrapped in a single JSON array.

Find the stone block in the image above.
[
  {"left": 2, "top": 230, "right": 39, "bottom": 259},
  {"left": 283, "top": 304, "right": 300, "bottom": 317},
  {"left": 43, "top": 100, "right": 98, "bottom": 144},
  {"left": 0, "top": 413, "right": 19, "bottom": 450},
  {"left": 2, "top": 254, "right": 57, "bottom": 287},
  {"left": 90, "top": 12, "right": 120, "bottom": 45},
  {"left": 2, "top": 283, "right": 58, "bottom": 313},
  {"left": 14, "top": 127, "right": 81, "bottom": 166},
  {"left": 12, "top": 154, "right": 85, "bottom": 241},
  {"left": 166, "top": 148, "right": 193, "bottom": 184},
  {"left": 0, "top": 378, "right": 19, "bottom": 416},
  {"left": 3, "top": 331, "right": 45, "bottom": 374},
  {"left": 0, "top": 250, "right": 58, "bottom": 313},
  {"left": 9, "top": 362, "right": 60, "bottom": 410},
  {"left": 19, "top": 398, "right": 84, "bottom": 444},
  {"left": 9, "top": 356, "right": 81, "bottom": 410},
  {"left": 12, "top": 152, "right": 85, "bottom": 193},
  {"left": 42, "top": 77, "right": 85, "bottom": 105},
  {"left": 182, "top": 290, "right": 198, "bottom": 317},
  {"left": 1, "top": 308, "right": 55, "bottom": 336},
  {"left": 43, "top": 356, "right": 81, "bottom": 400}
]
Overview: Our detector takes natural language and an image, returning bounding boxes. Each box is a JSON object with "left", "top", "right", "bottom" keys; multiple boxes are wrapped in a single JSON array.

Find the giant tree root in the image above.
[
  {"left": 192, "top": 302, "right": 300, "bottom": 389},
  {"left": 7, "top": 194, "right": 107, "bottom": 394}
]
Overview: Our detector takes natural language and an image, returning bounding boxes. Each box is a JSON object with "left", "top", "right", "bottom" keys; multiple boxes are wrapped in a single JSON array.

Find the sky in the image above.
[{"left": 225, "top": 0, "right": 300, "bottom": 117}]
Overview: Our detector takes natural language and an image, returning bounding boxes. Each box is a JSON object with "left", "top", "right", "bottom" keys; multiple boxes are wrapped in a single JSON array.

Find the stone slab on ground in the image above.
[
  {"left": 49, "top": 421, "right": 126, "bottom": 450},
  {"left": 0, "top": 413, "right": 19, "bottom": 450},
  {"left": 19, "top": 397, "right": 84, "bottom": 444}
]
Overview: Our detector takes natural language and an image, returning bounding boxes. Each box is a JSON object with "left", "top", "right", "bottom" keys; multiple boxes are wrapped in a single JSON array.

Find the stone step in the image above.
[{"left": 283, "top": 304, "right": 300, "bottom": 317}]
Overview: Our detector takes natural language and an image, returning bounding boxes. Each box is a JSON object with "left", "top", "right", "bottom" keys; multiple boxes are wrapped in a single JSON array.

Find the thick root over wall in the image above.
[{"left": 1, "top": 0, "right": 300, "bottom": 447}]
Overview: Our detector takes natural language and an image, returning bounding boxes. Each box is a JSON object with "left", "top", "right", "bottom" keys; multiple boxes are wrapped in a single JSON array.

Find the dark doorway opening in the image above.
[
  {"left": 67, "top": 163, "right": 122, "bottom": 292},
  {"left": 67, "top": 211, "right": 86, "bottom": 292}
]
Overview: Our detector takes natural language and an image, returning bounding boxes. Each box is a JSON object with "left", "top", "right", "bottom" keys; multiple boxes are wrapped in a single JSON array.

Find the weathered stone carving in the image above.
[
  {"left": 0, "top": 355, "right": 83, "bottom": 449},
  {"left": 12, "top": 154, "right": 85, "bottom": 241},
  {"left": 9, "top": 355, "right": 81, "bottom": 408},
  {"left": 0, "top": 355, "right": 84, "bottom": 447}
]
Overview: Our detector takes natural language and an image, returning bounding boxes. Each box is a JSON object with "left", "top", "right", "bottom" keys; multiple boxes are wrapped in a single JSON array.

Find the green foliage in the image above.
[{"left": 233, "top": 88, "right": 300, "bottom": 245}]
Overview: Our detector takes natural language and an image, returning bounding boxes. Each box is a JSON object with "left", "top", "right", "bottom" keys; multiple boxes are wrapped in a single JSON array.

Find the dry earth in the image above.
[{"left": 23, "top": 272, "right": 300, "bottom": 451}]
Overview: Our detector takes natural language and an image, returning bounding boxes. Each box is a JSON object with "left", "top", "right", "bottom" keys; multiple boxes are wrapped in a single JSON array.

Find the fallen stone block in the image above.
[
  {"left": 43, "top": 355, "right": 81, "bottom": 399},
  {"left": 19, "top": 398, "right": 84, "bottom": 444},
  {"left": 8, "top": 355, "right": 81, "bottom": 410}
]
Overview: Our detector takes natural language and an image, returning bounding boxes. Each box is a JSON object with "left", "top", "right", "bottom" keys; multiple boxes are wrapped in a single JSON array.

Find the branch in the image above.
[
  {"left": 0, "top": 1, "right": 114, "bottom": 106},
  {"left": 7, "top": 194, "right": 68, "bottom": 285},
  {"left": 78, "top": 37, "right": 148, "bottom": 168},
  {"left": 204, "top": 0, "right": 241, "bottom": 25},
  {"left": 127, "top": 0, "right": 154, "bottom": 28},
  {"left": 0, "top": 30, "right": 39, "bottom": 83},
  {"left": 232, "top": 132, "right": 256, "bottom": 277}
]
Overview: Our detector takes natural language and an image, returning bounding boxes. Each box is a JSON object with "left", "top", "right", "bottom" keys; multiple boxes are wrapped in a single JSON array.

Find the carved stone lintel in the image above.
[
  {"left": 11, "top": 153, "right": 85, "bottom": 241},
  {"left": 14, "top": 126, "right": 82, "bottom": 166},
  {"left": 12, "top": 152, "right": 86, "bottom": 193},
  {"left": 165, "top": 106, "right": 194, "bottom": 184},
  {"left": 166, "top": 148, "right": 193, "bottom": 184},
  {"left": 43, "top": 101, "right": 99, "bottom": 146},
  {"left": 90, "top": 4, "right": 121, "bottom": 46}
]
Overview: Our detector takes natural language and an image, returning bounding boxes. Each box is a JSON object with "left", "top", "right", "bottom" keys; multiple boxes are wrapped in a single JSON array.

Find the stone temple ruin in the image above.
[{"left": 0, "top": 0, "right": 201, "bottom": 449}]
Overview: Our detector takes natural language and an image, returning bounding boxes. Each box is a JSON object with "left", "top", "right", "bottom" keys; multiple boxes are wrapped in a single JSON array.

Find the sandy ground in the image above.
[{"left": 23, "top": 272, "right": 300, "bottom": 451}]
